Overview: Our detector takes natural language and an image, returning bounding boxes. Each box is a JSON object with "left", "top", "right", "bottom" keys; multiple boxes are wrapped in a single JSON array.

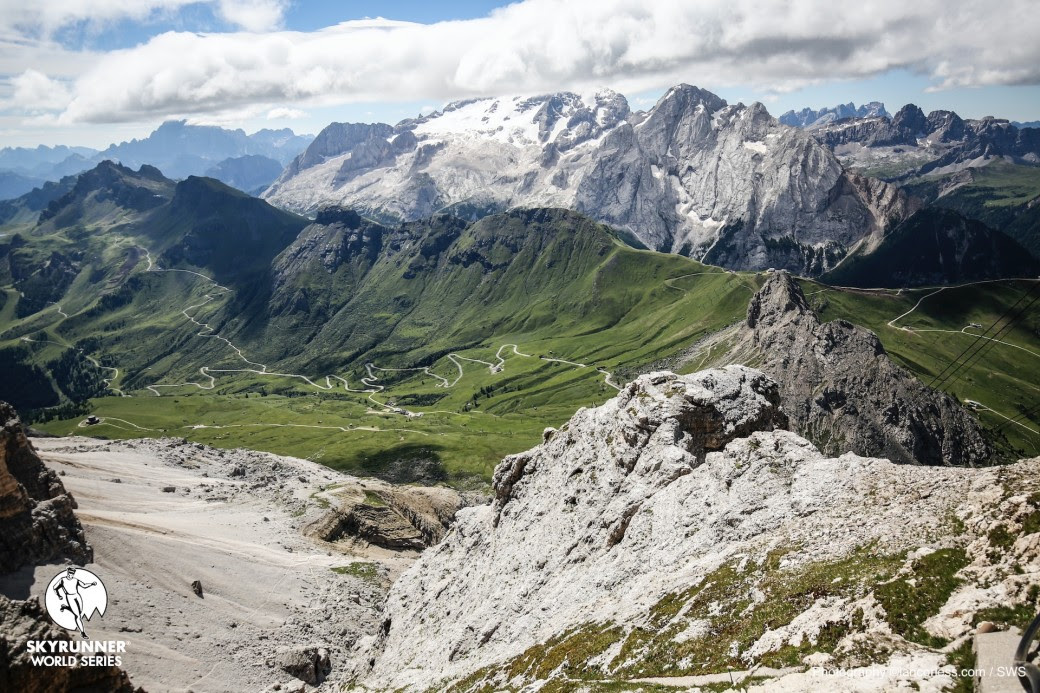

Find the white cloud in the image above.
[
  {"left": 266, "top": 106, "right": 305, "bottom": 119},
  {"left": 217, "top": 0, "right": 286, "bottom": 32},
  {"left": 0, "top": 0, "right": 287, "bottom": 34},
  {"left": 5, "top": 0, "right": 1039, "bottom": 125},
  {"left": 11, "top": 68, "right": 71, "bottom": 110}
]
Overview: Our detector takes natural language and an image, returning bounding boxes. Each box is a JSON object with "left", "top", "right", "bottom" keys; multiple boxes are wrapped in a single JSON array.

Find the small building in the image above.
[{"left": 86, "top": 415, "right": 100, "bottom": 425}]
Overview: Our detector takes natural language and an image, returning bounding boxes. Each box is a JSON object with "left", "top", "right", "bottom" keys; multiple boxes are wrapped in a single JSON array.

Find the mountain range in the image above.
[
  {"left": 0, "top": 121, "right": 314, "bottom": 199},
  {"left": 809, "top": 104, "right": 1040, "bottom": 178},
  {"left": 264, "top": 85, "right": 915, "bottom": 275},
  {"left": 778, "top": 101, "right": 890, "bottom": 128},
  {"left": 777, "top": 103, "right": 1040, "bottom": 259},
  {"left": 6, "top": 85, "right": 1037, "bottom": 280},
  {"left": 1, "top": 158, "right": 1036, "bottom": 464},
  {"left": 0, "top": 83, "right": 1037, "bottom": 473}
]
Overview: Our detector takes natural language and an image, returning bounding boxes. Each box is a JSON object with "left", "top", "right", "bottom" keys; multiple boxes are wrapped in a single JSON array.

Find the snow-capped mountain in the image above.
[{"left": 263, "top": 85, "right": 911, "bottom": 274}]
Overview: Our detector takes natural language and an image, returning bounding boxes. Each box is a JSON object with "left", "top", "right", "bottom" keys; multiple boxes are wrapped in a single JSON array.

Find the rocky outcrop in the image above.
[
  {"left": 281, "top": 122, "right": 393, "bottom": 179},
  {"left": 732, "top": 273, "right": 990, "bottom": 465},
  {"left": 305, "top": 480, "right": 463, "bottom": 551},
  {"left": 0, "top": 595, "right": 139, "bottom": 693},
  {"left": 263, "top": 85, "right": 912, "bottom": 274},
  {"left": 0, "top": 405, "right": 140, "bottom": 690},
  {"left": 361, "top": 367, "right": 796, "bottom": 687},
  {"left": 0, "top": 401, "right": 91, "bottom": 573},
  {"left": 276, "top": 645, "right": 331, "bottom": 685},
  {"left": 309, "top": 504, "right": 426, "bottom": 551},
  {"left": 356, "top": 365, "right": 1038, "bottom": 691}
]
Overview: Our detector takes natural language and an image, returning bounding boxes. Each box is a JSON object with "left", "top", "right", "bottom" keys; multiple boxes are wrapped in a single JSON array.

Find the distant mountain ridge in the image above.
[
  {"left": 779, "top": 101, "right": 890, "bottom": 129},
  {"left": 0, "top": 145, "right": 98, "bottom": 178},
  {"left": 0, "top": 121, "right": 314, "bottom": 193},
  {"left": 204, "top": 154, "right": 284, "bottom": 196},
  {"left": 808, "top": 103, "right": 1040, "bottom": 179},
  {"left": 0, "top": 172, "right": 46, "bottom": 201},
  {"left": 96, "top": 120, "right": 313, "bottom": 178},
  {"left": 264, "top": 84, "right": 912, "bottom": 275}
]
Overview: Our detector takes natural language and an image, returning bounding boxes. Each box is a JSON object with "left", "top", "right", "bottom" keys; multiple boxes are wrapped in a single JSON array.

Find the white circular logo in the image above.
[{"left": 44, "top": 567, "right": 108, "bottom": 638}]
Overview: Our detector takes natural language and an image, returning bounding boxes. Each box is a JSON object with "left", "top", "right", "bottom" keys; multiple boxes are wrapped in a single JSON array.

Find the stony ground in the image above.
[{"left": 0, "top": 435, "right": 433, "bottom": 692}]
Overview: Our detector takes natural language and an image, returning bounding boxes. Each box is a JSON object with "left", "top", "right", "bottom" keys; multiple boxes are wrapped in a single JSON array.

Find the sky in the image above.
[{"left": 1, "top": 0, "right": 1039, "bottom": 149}]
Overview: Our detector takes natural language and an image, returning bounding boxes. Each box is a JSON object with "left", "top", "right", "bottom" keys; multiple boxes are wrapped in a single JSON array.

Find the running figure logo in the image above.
[{"left": 44, "top": 567, "right": 108, "bottom": 639}]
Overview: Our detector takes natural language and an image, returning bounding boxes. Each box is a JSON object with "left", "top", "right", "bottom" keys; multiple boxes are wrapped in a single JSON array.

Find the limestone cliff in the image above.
[
  {"left": 354, "top": 368, "right": 1038, "bottom": 691},
  {"left": 0, "top": 401, "right": 91, "bottom": 573}
]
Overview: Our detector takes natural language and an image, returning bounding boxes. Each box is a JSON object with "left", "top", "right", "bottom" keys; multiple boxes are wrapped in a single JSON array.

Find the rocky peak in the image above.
[
  {"left": 891, "top": 103, "right": 927, "bottom": 135},
  {"left": 493, "top": 366, "right": 787, "bottom": 521},
  {"left": 289, "top": 122, "right": 395, "bottom": 175},
  {"left": 656, "top": 83, "right": 728, "bottom": 114},
  {"left": 358, "top": 358, "right": 1034, "bottom": 689},
  {"left": 745, "top": 271, "right": 813, "bottom": 328},
  {"left": 925, "top": 109, "right": 966, "bottom": 142},
  {"left": 732, "top": 275, "right": 990, "bottom": 466},
  {"left": 38, "top": 160, "right": 174, "bottom": 224}
]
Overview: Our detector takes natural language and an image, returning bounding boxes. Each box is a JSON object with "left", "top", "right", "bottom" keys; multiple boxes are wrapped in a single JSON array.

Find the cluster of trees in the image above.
[
  {"left": 0, "top": 346, "right": 61, "bottom": 411},
  {"left": 46, "top": 348, "right": 106, "bottom": 403},
  {"left": 25, "top": 401, "right": 89, "bottom": 424}
]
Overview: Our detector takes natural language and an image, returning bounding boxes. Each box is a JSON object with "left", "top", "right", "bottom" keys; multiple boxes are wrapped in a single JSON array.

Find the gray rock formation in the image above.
[
  {"left": 0, "top": 401, "right": 91, "bottom": 572},
  {"left": 0, "top": 595, "right": 139, "bottom": 693},
  {"left": 355, "top": 365, "right": 1038, "bottom": 691},
  {"left": 276, "top": 645, "right": 331, "bottom": 685},
  {"left": 728, "top": 272, "right": 991, "bottom": 465},
  {"left": 281, "top": 122, "right": 393, "bottom": 180},
  {"left": 263, "top": 85, "right": 912, "bottom": 274},
  {"left": 306, "top": 482, "right": 463, "bottom": 551},
  {"left": 0, "top": 404, "right": 137, "bottom": 689},
  {"left": 309, "top": 504, "right": 426, "bottom": 551},
  {"left": 812, "top": 103, "right": 1040, "bottom": 179}
]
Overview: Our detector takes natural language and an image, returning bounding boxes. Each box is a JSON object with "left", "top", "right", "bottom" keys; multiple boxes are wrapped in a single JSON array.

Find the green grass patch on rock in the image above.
[
  {"left": 874, "top": 548, "right": 969, "bottom": 647},
  {"left": 330, "top": 562, "right": 381, "bottom": 583},
  {"left": 610, "top": 546, "right": 902, "bottom": 679},
  {"left": 362, "top": 490, "right": 387, "bottom": 507}
]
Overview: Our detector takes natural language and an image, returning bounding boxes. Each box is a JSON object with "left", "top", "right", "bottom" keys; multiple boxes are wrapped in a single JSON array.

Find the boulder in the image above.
[{"left": 277, "top": 645, "right": 331, "bottom": 685}]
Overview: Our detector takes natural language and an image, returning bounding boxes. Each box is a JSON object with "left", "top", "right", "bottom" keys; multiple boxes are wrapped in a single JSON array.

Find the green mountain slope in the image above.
[
  {"left": 1, "top": 184, "right": 760, "bottom": 481},
  {"left": 256, "top": 207, "right": 749, "bottom": 372},
  {"left": 823, "top": 207, "right": 1040, "bottom": 287},
  {"left": 902, "top": 161, "right": 1040, "bottom": 258},
  {"left": 2, "top": 164, "right": 1037, "bottom": 483}
]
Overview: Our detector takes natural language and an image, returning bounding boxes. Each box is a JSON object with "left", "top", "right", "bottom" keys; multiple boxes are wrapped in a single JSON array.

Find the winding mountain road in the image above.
[
  {"left": 20, "top": 335, "right": 126, "bottom": 397},
  {"left": 138, "top": 249, "right": 622, "bottom": 411}
]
